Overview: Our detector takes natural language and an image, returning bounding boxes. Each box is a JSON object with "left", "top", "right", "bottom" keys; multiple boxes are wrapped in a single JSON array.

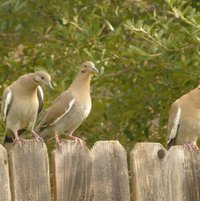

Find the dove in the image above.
[
  {"left": 38, "top": 61, "right": 98, "bottom": 149},
  {"left": 1, "top": 71, "right": 52, "bottom": 150},
  {"left": 167, "top": 85, "right": 200, "bottom": 150}
]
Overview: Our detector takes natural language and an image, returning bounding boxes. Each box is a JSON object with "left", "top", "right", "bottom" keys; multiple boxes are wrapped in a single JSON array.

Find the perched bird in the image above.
[
  {"left": 37, "top": 61, "right": 98, "bottom": 149},
  {"left": 1, "top": 71, "right": 52, "bottom": 150},
  {"left": 167, "top": 85, "right": 200, "bottom": 149}
]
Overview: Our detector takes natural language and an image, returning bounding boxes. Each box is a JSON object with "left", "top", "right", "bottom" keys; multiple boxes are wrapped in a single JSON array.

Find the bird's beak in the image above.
[
  {"left": 91, "top": 66, "right": 99, "bottom": 73},
  {"left": 47, "top": 81, "right": 53, "bottom": 89}
]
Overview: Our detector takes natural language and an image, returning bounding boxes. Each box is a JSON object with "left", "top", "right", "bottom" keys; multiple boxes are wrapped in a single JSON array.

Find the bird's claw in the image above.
[
  {"left": 56, "top": 140, "right": 63, "bottom": 153},
  {"left": 184, "top": 142, "right": 199, "bottom": 151},
  {"left": 14, "top": 137, "right": 25, "bottom": 147},
  {"left": 69, "top": 135, "right": 85, "bottom": 145},
  {"left": 35, "top": 136, "right": 44, "bottom": 144},
  {"left": 75, "top": 138, "right": 85, "bottom": 144},
  {"left": 31, "top": 132, "right": 44, "bottom": 144}
]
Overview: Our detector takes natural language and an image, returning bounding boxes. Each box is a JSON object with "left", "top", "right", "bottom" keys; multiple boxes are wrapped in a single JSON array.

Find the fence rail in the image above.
[{"left": 0, "top": 140, "right": 200, "bottom": 201}]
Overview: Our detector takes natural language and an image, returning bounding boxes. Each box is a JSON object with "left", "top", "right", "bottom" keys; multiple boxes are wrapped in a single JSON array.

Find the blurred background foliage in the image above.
[{"left": 1, "top": 0, "right": 200, "bottom": 152}]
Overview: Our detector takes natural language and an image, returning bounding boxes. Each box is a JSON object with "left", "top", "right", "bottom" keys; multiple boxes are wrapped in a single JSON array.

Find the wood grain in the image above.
[
  {"left": 131, "top": 143, "right": 200, "bottom": 201},
  {"left": 131, "top": 143, "right": 167, "bottom": 201},
  {"left": 52, "top": 140, "right": 93, "bottom": 201},
  {"left": 164, "top": 146, "right": 200, "bottom": 201},
  {"left": 0, "top": 145, "right": 11, "bottom": 201},
  {"left": 9, "top": 139, "right": 51, "bottom": 201},
  {"left": 4, "top": 140, "right": 200, "bottom": 200},
  {"left": 92, "top": 141, "right": 131, "bottom": 201}
]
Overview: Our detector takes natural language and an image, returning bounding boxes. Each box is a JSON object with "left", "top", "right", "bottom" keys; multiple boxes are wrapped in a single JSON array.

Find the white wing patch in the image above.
[
  {"left": 38, "top": 85, "right": 44, "bottom": 101},
  {"left": 2, "top": 89, "right": 13, "bottom": 122},
  {"left": 169, "top": 107, "right": 181, "bottom": 142},
  {"left": 50, "top": 98, "right": 75, "bottom": 126},
  {"left": 83, "top": 105, "right": 91, "bottom": 118}
]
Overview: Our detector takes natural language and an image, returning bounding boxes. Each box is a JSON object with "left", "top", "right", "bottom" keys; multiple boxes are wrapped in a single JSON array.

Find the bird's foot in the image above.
[
  {"left": 30, "top": 130, "right": 44, "bottom": 144},
  {"left": 184, "top": 142, "right": 199, "bottom": 151},
  {"left": 56, "top": 140, "right": 63, "bottom": 153},
  {"left": 68, "top": 135, "right": 85, "bottom": 144},
  {"left": 13, "top": 137, "right": 25, "bottom": 147},
  {"left": 55, "top": 133, "right": 63, "bottom": 153}
]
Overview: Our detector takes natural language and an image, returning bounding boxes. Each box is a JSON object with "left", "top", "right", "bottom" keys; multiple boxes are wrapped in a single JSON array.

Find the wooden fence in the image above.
[{"left": 1, "top": 140, "right": 200, "bottom": 201}]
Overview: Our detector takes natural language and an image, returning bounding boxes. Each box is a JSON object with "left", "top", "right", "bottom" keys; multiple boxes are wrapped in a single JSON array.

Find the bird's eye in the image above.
[{"left": 41, "top": 76, "right": 44, "bottom": 79}]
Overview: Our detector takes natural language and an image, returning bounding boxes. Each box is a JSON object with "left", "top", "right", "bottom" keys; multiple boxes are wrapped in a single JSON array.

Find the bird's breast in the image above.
[{"left": 7, "top": 95, "right": 39, "bottom": 128}]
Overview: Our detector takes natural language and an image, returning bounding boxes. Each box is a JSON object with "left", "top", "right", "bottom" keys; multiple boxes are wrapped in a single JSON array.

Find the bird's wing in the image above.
[
  {"left": 37, "top": 85, "right": 44, "bottom": 114},
  {"left": 1, "top": 87, "right": 13, "bottom": 122},
  {"left": 167, "top": 99, "right": 181, "bottom": 147},
  {"left": 39, "top": 91, "right": 75, "bottom": 129}
]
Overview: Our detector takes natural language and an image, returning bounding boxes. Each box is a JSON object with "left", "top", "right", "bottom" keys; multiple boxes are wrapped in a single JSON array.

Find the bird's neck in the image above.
[
  {"left": 18, "top": 74, "right": 38, "bottom": 92},
  {"left": 69, "top": 71, "right": 92, "bottom": 93},
  {"left": 189, "top": 88, "right": 200, "bottom": 107}
]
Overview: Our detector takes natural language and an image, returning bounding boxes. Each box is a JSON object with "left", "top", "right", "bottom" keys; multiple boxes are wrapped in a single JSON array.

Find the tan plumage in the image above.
[
  {"left": 1, "top": 71, "right": 52, "bottom": 150},
  {"left": 38, "top": 61, "right": 98, "bottom": 148},
  {"left": 167, "top": 85, "right": 200, "bottom": 149}
]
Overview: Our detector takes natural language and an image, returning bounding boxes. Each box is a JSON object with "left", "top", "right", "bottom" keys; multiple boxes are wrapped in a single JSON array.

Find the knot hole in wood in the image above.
[{"left": 157, "top": 149, "right": 165, "bottom": 159}]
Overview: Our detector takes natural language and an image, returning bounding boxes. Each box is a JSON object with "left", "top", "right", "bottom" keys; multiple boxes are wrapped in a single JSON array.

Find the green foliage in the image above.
[{"left": 1, "top": 0, "right": 200, "bottom": 151}]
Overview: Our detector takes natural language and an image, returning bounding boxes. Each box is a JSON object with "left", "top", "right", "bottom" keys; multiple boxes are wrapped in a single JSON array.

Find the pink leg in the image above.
[
  {"left": 55, "top": 133, "right": 62, "bottom": 153},
  {"left": 30, "top": 130, "right": 44, "bottom": 143},
  {"left": 13, "top": 131, "right": 25, "bottom": 147}
]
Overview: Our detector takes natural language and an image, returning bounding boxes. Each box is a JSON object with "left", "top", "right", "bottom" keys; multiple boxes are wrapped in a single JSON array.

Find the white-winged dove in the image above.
[
  {"left": 167, "top": 85, "right": 200, "bottom": 149},
  {"left": 1, "top": 71, "right": 52, "bottom": 150},
  {"left": 37, "top": 61, "right": 98, "bottom": 148}
]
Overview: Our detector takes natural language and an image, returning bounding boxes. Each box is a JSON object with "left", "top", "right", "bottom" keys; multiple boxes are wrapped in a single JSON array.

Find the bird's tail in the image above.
[
  {"left": 3, "top": 135, "right": 14, "bottom": 152},
  {"left": 167, "top": 138, "right": 176, "bottom": 150}
]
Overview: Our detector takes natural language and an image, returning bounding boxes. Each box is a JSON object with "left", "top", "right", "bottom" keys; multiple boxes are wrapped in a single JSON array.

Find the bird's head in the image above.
[
  {"left": 80, "top": 61, "right": 99, "bottom": 74},
  {"left": 32, "top": 71, "right": 52, "bottom": 88}
]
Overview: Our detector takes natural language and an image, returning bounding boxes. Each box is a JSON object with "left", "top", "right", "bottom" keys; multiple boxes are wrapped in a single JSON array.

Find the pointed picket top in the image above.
[
  {"left": 92, "top": 140, "right": 131, "bottom": 201},
  {"left": 9, "top": 139, "right": 51, "bottom": 201},
  {"left": 52, "top": 140, "right": 93, "bottom": 201},
  {"left": 164, "top": 145, "right": 200, "bottom": 201},
  {"left": 131, "top": 143, "right": 200, "bottom": 201}
]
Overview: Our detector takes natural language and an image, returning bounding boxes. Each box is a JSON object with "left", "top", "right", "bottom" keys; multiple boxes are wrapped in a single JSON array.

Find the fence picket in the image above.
[
  {"left": 0, "top": 145, "right": 11, "bottom": 201},
  {"left": 130, "top": 143, "right": 200, "bottom": 201},
  {"left": 9, "top": 140, "right": 51, "bottom": 201},
  {"left": 0, "top": 140, "right": 199, "bottom": 201},
  {"left": 92, "top": 141, "right": 131, "bottom": 201},
  {"left": 52, "top": 140, "right": 93, "bottom": 201}
]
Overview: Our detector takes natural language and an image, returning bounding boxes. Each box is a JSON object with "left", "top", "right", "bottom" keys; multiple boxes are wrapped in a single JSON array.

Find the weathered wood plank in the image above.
[
  {"left": 52, "top": 140, "right": 93, "bottom": 201},
  {"left": 9, "top": 139, "right": 51, "bottom": 201},
  {"left": 92, "top": 141, "right": 131, "bottom": 201},
  {"left": 130, "top": 143, "right": 167, "bottom": 201},
  {"left": 163, "top": 146, "right": 200, "bottom": 201},
  {"left": 131, "top": 143, "right": 200, "bottom": 201},
  {"left": 0, "top": 145, "right": 11, "bottom": 201}
]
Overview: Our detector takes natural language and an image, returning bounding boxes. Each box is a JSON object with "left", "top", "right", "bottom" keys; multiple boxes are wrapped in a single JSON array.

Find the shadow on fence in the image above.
[{"left": 1, "top": 140, "right": 200, "bottom": 201}]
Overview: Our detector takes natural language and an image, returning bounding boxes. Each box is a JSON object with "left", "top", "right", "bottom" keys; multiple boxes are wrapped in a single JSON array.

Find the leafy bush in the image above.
[{"left": 1, "top": 0, "right": 200, "bottom": 151}]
